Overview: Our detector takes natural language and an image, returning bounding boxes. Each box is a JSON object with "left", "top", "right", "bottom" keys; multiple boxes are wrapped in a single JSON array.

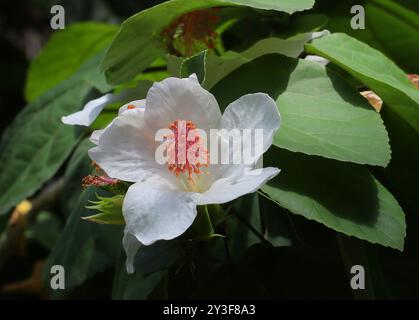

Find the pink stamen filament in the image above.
[{"left": 165, "top": 120, "right": 209, "bottom": 183}]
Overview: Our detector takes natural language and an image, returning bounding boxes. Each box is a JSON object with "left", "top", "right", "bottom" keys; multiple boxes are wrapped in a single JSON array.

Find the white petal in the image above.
[
  {"left": 89, "top": 98, "right": 146, "bottom": 145},
  {"left": 219, "top": 93, "right": 281, "bottom": 165},
  {"left": 62, "top": 94, "right": 113, "bottom": 126},
  {"left": 305, "top": 55, "right": 330, "bottom": 66},
  {"left": 88, "top": 108, "right": 164, "bottom": 182},
  {"left": 197, "top": 167, "right": 280, "bottom": 205},
  {"left": 122, "top": 230, "right": 142, "bottom": 274},
  {"left": 90, "top": 129, "right": 105, "bottom": 145},
  {"left": 188, "top": 73, "right": 200, "bottom": 84},
  {"left": 123, "top": 181, "right": 198, "bottom": 246},
  {"left": 145, "top": 76, "right": 221, "bottom": 131},
  {"left": 118, "top": 99, "right": 146, "bottom": 115}
]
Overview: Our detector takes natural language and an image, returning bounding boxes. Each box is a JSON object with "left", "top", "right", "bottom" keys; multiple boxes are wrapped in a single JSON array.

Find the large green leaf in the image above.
[
  {"left": 0, "top": 52, "right": 109, "bottom": 215},
  {"left": 25, "top": 22, "right": 118, "bottom": 102},
  {"left": 211, "top": 54, "right": 391, "bottom": 166},
  {"left": 45, "top": 138, "right": 121, "bottom": 297},
  {"left": 44, "top": 187, "right": 122, "bottom": 297},
  {"left": 173, "top": 13, "right": 328, "bottom": 86},
  {"left": 102, "top": 0, "right": 314, "bottom": 84},
  {"left": 219, "top": 0, "right": 314, "bottom": 13},
  {"left": 366, "top": 0, "right": 419, "bottom": 73},
  {"left": 76, "top": 51, "right": 113, "bottom": 94},
  {"left": 261, "top": 148, "right": 406, "bottom": 250},
  {"left": 62, "top": 139, "right": 94, "bottom": 215},
  {"left": 101, "top": 0, "right": 229, "bottom": 85},
  {"left": 306, "top": 33, "right": 419, "bottom": 133},
  {"left": 276, "top": 12, "right": 328, "bottom": 39},
  {"left": 0, "top": 78, "right": 91, "bottom": 215},
  {"left": 177, "top": 35, "right": 319, "bottom": 89}
]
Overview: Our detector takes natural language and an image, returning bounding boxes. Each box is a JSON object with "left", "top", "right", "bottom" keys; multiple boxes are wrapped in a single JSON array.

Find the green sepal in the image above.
[{"left": 83, "top": 194, "right": 125, "bottom": 225}]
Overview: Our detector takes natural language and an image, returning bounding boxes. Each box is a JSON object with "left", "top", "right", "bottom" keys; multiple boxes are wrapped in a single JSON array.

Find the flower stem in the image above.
[{"left": 191, "top": 205, "right": 214, "bottom": 240}]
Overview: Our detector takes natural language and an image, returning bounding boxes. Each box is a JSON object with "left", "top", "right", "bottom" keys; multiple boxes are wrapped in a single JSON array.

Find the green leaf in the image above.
[
  {"left": 102, "top": 0, "right": 224, "bottom": 85},
  {"left": 315, "top": 1, "right": 418, "bottom": 74},
  {"left": 0, "top": 78, "right": 91, "bottom": 215},
  {"left": 306, "top": 33, "right": 419, "bottom": 133},
  {"left": 211, "top": 54, "right": 391, "bottom": 166},
  {"left": 173, "top": 33, "right": 331, "bottom": 89},
  {"left": 207, "top": 36, "right": 318, "bottom": 89},
  {"left": 62, "top": 138, "right": 95, "bottom": 216},
  {"left": 76, "top": 51, "right": 114, "bottom": 94},
  {"left": 25, "top": 22, "right": 118, "bottom": 102},
  {"left": 0, "top": 51, "right": 110, "bottom": 215},
  {"left": 366, "top": 0, "right": 419, "bottom": 72},
  {"left": 180, "top": 50, "right": 207, "bottom": 83},
  {"left": 102, "top": 0, "right": 314, "bottom": 85},
  {"left": 276, "top": 13, "right": 328, "bottom": 39},
  {"left": 261, "top": 148, "right": 406, "bottom": 251},
  {"left": 314, "top": 2, "right": 386, "bottom": 57},
  {"left": 44, "top": 187, "right": 122, "bottom": 297},
  {"left": 219, "top": 0, "right": 314, "bottom": 13}
]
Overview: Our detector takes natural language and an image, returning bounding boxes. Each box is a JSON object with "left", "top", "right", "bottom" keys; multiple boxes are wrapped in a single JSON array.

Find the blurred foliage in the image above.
[{"left": 0, "top": 0, "right": 418, "bottom": 300}]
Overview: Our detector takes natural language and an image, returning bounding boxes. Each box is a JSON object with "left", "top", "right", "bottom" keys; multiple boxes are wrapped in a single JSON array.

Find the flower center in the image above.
[{"left": 165, "top": 120, "right": 209, "bottom": 183}]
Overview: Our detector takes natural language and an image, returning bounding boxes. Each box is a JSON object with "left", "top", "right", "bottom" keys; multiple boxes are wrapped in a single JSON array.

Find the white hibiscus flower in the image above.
[{"left": 63, "top": 74, "right": 281, "bottom": 273}]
